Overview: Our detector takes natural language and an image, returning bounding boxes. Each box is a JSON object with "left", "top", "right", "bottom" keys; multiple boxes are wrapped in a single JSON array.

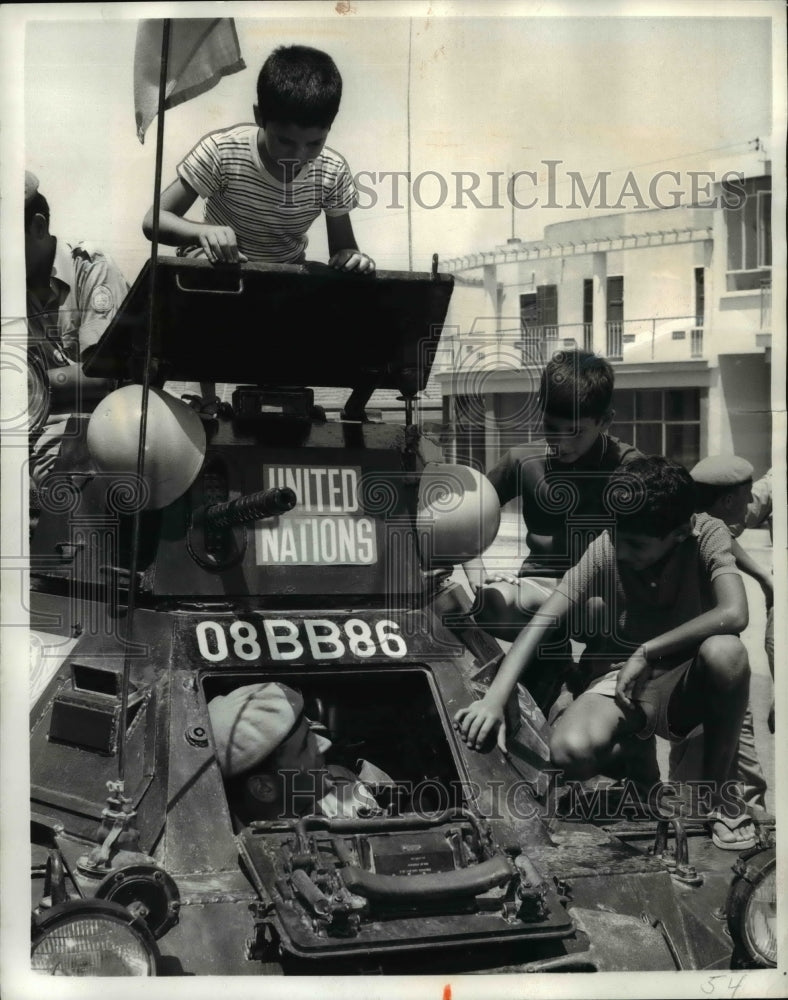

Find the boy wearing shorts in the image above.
[
  {"left": 143, "top": 45, "right": 375, "bottom": 419},
  {"left": 455, "top": 457, "right": 754, "bottom": 848}
]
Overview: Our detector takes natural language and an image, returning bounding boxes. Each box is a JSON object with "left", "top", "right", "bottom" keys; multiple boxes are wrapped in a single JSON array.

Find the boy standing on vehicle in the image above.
[
  {"left": 143, "top": 44, "right": 375, "bottom": 419},
  {"left": 467, "top": 350, "right": 641, "bottom": 642},
  {"left": 455, "top": 457, "right": 755, "bottom": 849}
]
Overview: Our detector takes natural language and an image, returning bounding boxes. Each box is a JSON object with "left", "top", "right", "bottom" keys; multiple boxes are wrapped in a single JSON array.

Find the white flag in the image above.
[{"left": 134, "top": 18, "right": 245, "bottom": 143}]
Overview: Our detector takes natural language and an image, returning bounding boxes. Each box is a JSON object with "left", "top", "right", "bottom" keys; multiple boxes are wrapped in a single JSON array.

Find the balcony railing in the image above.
[
  {"left": 433, "top": 314, "right": 707, "bottom": 375},
  {"left": 606, "top": 321, "right": 623, "bottom": 360},
  {"left": 760, "top": 278, "right": 771, "bottom": 331}
]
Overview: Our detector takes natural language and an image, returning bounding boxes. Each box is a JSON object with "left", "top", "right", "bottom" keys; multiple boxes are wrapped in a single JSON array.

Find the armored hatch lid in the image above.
[{"left": 84, "top": 257, "right": 454, "bottom": 392}]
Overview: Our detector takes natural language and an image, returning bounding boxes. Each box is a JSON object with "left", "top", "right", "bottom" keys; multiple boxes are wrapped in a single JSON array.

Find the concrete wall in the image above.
[
  {"left": 541, "top": 205, "right": 710, "bottom": 244},
  {"left": 707, "top": 354, "right": 771, "bottom": 475}
]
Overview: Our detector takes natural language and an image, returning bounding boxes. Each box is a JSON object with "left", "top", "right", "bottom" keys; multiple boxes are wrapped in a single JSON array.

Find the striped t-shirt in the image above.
[{"left": 177, "top": 124, "right": 358, "bottom": 263}]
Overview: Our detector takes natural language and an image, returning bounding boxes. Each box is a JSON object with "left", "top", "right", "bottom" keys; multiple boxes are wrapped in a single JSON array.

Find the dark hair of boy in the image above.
[
  {"left": 25, "top": 191, "right": 50, "bottom": 230},
  {"left": 538, "top": 349, "right": 615, "bottom": 420},
  {"left": 607, "top": 456, "right": 696, "bottom": 537},
  {"left": 256, "top": 45, "right": 343, "bottom": 128}
]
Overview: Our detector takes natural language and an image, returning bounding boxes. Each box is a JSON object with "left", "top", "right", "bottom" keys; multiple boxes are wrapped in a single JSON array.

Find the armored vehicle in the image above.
[{"left": 29, "top": 259, "right": 776, "bottom": 976}]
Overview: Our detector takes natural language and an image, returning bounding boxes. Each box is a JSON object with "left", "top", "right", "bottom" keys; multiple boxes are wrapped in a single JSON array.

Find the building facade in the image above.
[{"left": 434, "top": 153, "right": 773, "bottom": 480}]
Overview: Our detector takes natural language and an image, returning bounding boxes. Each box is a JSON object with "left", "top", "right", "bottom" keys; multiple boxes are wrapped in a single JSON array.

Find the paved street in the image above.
[{"left": 451, "top": 513, "right": 776, "bottom": 811}]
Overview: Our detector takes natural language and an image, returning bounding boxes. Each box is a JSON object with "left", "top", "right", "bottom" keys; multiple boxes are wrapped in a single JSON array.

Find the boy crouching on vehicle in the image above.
[{"left": 454, "top": 456, "right": 755, "bottom": 848}]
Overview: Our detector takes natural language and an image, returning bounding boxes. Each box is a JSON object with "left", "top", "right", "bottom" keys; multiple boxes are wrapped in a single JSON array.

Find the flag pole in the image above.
[
  {"left": 118, "top": 17, "right": 171, "bottom": 785},
  {"left": 79, "top": 19, "right": 171, "bottom": 877}
]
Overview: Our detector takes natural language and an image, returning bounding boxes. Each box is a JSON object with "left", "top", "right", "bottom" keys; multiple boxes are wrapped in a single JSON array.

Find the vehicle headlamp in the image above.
[
  {"left": 31, "top": 898, "right": 159, "bottom": 976},
  {"left": 726, "top": 846, "right": 777, "bottom": 968}
]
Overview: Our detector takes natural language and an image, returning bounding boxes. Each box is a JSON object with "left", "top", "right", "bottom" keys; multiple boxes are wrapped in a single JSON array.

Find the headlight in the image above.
[
  {"left": 31, "top": 899, "right": 159, "bottom": 976},
  {"left": 726, "top": 846, "right": 777, "bottom": 968}
]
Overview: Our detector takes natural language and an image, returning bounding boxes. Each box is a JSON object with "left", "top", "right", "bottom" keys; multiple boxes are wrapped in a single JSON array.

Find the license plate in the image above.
[{"left": 188, "top": 615, "right": 409, "bottom": 664}]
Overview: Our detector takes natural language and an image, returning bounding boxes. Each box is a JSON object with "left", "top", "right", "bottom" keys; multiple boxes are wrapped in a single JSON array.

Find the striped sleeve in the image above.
[
  {"left": 322, "top": 151, "right": 358, "bottom": 216},
  {"left": 177, "top": 133, "right": 224, "bottom": 200}
]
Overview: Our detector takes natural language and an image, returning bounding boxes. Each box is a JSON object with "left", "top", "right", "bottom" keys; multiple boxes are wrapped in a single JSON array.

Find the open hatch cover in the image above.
[{"left": 84, "top": 258, "right": 454, "bottom": 393}]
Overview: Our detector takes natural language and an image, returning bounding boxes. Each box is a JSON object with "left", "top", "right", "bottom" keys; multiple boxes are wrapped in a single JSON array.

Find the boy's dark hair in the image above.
[
  {"left": 606, "top": 456, "right": 696, "bottom": 537},
  {"left": 538, "top": 350, "right": 614, "bottom": 420},
  {"left": 25, "top": 191, "right": 50, "bottom": 230},
  {"left": 256, "top": 45, "right": 342, "bottom": 128},
  {"left": 694, "top": 481, "right": 751, "bottom": 514}
]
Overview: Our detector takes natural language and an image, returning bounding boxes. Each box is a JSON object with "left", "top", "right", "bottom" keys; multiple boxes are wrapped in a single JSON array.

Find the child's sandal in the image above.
[{"left": 705, "top": 809, "right": 757, "bottom": 852}]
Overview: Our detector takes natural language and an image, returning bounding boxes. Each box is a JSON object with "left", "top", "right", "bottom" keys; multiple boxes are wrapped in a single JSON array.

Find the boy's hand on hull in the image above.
[
  {"left": 328, "top": 248, "right": 375, "bottom": 273},
  {"left": 454, "top": 697, "right": 508, "bottom": 753},
  {"left": 198, "top": 225, "right": 248, "bottom": 264}
]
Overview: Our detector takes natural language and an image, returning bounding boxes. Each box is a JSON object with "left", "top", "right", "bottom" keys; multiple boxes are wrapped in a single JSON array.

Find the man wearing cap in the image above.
[
  {"left": 209, "top": 682, "right": 394, "bottom": 825},
  {"left": 669, "top": 454, "right": 772, "bottom": 832},
  {"left": 745, "top": 468, "right": 774, "bottom": 733},
  {"left": 25, "top": 170, "right": 128, "bottom": 489}
]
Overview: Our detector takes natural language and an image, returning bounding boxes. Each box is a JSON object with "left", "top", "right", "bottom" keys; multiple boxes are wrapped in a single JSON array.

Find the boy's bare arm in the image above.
[
  {"left": 616, "top": 572, "right": 748, "bottom": 708},
  {"left": 463, "top": 556, "right": 487, "bottom": 594},
  {"left": 453, "top": 588, "right": 571, "bottom": 751},
  {"left": 325, "top": 213, "right": 375, "bottom": 272},
  {"left": 142, "top": 178, "right": 247, "bottom": 263},
  {"left": 730, "top": 537, "right": 773, "bottom": 606}
]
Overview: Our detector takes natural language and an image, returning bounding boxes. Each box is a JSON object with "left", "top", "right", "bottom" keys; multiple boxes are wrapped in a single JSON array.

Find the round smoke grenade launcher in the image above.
[
  {"left": 416, "top": 463, "right": 501, "bottom": 568},
  {"left": 87, "top": 386, "right": 207, "bottom": 510}
]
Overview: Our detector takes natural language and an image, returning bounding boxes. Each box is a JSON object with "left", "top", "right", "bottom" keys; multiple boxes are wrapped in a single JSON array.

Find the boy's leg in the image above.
[
  {"left": 668, "top": 706, "right": 769, "bottom": 815},
  {"left": 667, "top": 634, "right": 753, "bottom": 845},
  {"left": 550, "top": 684, "right": 661, "bottom": 794},
  {"left": 341, "top": 378, "right": 378, "bottom": 422},
  {"left": 598, "top": 735, "right": 661, "bottom": 791},
  {"left": 765, "top": 605, "right": 774, "bottom": 732},
  {"left": 473, "top": 577, "right": 560, "bottom": 641},
  {"left": 733, "top": 706, "right": 768, "bottom": 813},
  {"left": 473, "top": 576, "right": 569, "bottom": 713},
  {"left": 550, "top": 691, "right": 642, "bottom": 782},
  {"left": 199, "top": 381, "right": 218, "bottom": 408}
]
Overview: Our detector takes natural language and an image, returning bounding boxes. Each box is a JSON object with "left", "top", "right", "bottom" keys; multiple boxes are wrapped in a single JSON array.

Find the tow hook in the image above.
[
  {"left": 36, "top": 849, "right": 69, "bottom": 912},
  {"left": 650, "top": 818, "right": 703, "bottom": 886},
  {"left": 512, "top": 854, "right": 548, "bottom": 921}
]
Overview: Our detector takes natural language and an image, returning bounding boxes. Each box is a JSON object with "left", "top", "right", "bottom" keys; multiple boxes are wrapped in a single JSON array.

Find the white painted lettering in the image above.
[
  {"left": 195, "top": 621, "right": 228, "bottom": 661},
  {"left": 342, "top": 468, "right": 359, "bottom": 512},
  {"left": 304, "top": 619, "right": 345, "bottom": 659},
  {"left": 356, "top": 518, "right": 375, "bottom": 564},
  {"left": 328, "top": 468, "right": 343, "bottom": 512},
  {"left": 263, "top": 619, "right": 303, "bottom": 660},
  {"left": 279, "top": 522, "right": 298, "bottom": 562},
  {"left": 320, "top": 519, "right": 337, "bottom": 561}
]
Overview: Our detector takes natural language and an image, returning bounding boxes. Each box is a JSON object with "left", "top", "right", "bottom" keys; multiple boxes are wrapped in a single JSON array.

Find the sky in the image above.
[{"left": 7, "top": 2, "right": 779, "bottom": 285}]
